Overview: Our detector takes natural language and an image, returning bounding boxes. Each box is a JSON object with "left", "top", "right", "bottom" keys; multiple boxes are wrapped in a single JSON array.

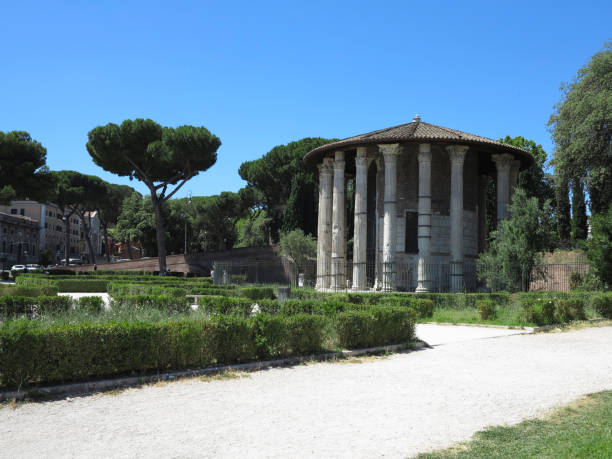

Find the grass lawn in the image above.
[
  {"left": 420, "top": 305, "right": 536, "bottom": 328},
  {"left": 417, "top": 390, "right": 612, "bottom": 458}
]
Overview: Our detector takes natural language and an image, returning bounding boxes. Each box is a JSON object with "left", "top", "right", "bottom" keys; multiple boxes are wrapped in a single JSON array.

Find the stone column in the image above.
[
  {"left": 492, "top": 153, "right": 513, "bottom": 223},
  {"left": 447, "top": 145, "right": 468, "bottom": 293},
  {"left": 478, "top": 174, "right": 489, "bottom": 253},
  {"left": 330, "top": 151, "right": 346, "bottom": 291},
  {"left": 509, "top": 159, "right": 521, "bottom": 203},
  {"left": 379, "top": 143, "right": 400, "bottom": 291},
  {"left": 352, "top": 147, "right": 368, "bottom": 291},
  {"left": 416, "top": 143, "right": 432, "bottom": 292},
  {"left": 316, "top": 158, "right": 333, "bottom": 290}
]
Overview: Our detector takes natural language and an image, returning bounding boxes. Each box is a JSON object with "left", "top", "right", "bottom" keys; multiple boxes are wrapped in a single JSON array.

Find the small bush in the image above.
[
  {"left": 477, "top": 300, "right": 496, "bottom": 320},
  {"left": 590, "top": 293, "right": 612, "bottom": 319},
  {"left": 554, "top": 298, "right": 586, "bottom": 322},
  {"left": 283, "top": 314, "right": 326, "bottom": 355},
  {"left": 334, "top": 307, "right": 415, "bottom": 349},
  {"left": 0, "top": 296, "right": 73, "bottom": 317},
  {"left": 239, "top": 287, "right": 276, "bottom": 301},
  {"left": 110, "top": 295, "right": 191, "bottom": 314},
  {"left": 56, "top": 279, "right": 109, "bottom": 293},
  {"left": 251, "top": 314, "right": 288, "bottom": 359},
  {"left": 197, "top": 296, "right": 253, "bottom": 316},
  {"left": 519, "top": 294, "right": 585, "bottom": 325},
  {"left": 520, "top": 297, "right": 556, "bottom": 325},
  {"left": 0, "top": 284, "right": 58, "bottom": 297},
  {"left": 77, "top": 296, "right": 104, "bottom": 313}
]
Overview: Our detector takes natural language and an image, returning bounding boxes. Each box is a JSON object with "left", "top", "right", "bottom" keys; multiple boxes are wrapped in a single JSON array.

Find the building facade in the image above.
[
  {"left": 0, "top": 212, "right": 40, "bottom": 268},
  {"left": 304, "top": 117, "right": 533, "bottom": 292},
  {"left": 0, "top": 200, "right": 87, "bottom": 262}
]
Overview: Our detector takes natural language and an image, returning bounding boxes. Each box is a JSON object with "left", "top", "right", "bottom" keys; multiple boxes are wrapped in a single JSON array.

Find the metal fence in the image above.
[
  {"left": 529, "top": 263, "right": 591, "bottom": 292},
  {"left": 212, "top": 258, "right": 478, "bottom": 292}
]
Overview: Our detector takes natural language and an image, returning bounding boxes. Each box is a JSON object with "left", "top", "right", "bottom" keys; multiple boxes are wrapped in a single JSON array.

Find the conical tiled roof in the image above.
[{"left": 304, "top": 117, "right": 534, "bottom": 168}]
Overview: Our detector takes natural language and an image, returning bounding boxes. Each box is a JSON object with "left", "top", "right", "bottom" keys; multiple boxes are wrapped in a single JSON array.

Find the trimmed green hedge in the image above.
[
  {"left": 519, "top": 294, "right": 586, "bottom": 325},
  {"left": 56, "top": 279, "right": 109, "bottom": 293},
  {"left": 239, "top": 286, "right": 276, "bottom": 300},
  {"left": 0, "top": 296, "right": 73, "bottom": 317},
  {"left": 0, "top": 314, "right": 330, "bottom": 388},
  {"left": 591, "top": 293, "right": 612, "bottom": 319},
  {"left": 0, "top": 284, "right": 59, "bottom": 297},
  {"left": 198, "top": 296, "right": 254, "bottom": 316},
  {"left": 335, "top": 307, "right": 415, "bottom": 349},
  {"left": 110, "top": 295, "right": 192, "bottom": 314}
]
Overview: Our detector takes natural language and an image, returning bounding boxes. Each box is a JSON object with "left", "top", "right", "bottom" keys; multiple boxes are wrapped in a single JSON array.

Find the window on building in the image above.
[
  {"left": 20, "top": 209, "right": 25, "bottom": 216},
  {"left": 45, "top": 223, "right": 48, "bottom": 228},
  {"left": 405, "top": 211, "right": 418, "bottom": 254},
  {"left": 10, "top": 209, "right": 17, "bottom": 215}
]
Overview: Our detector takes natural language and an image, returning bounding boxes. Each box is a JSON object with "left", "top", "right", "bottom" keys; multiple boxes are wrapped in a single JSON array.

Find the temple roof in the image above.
[{"left": 304, "top": 116, "right": 534, "bottom": 168}]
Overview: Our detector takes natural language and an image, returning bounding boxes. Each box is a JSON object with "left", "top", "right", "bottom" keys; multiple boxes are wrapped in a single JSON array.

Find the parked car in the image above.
[
  {"left": 10, "top": 265, "right": 26, "bottom": 272},
  {"left": 26, "top": 264, "right": 43, "bottom": 271}
]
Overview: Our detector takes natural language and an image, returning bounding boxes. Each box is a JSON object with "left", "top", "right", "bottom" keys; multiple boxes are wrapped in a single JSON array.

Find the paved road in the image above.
[{"left": 1, "top": 325, "right": 611, "bottom": 458}]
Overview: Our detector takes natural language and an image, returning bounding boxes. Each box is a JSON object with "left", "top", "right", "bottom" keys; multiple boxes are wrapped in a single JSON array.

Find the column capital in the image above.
[
  {"left": 418, "top": 143, "right": 432, "bottom": 163},
  {"left": 446, "top": 145, "right": 468, "bottom": 164},
  {"left": 333, "top": 151, "right": 345, "bottom": 170},
  {"left": 510, "top": 159, "right": 521, "bottom": 173},
  {"left": 356, "top": 146, "right": 367, "bottom": 158},
  {"left": 378, "top": 143, "right": 401, "bottom": 157},
  {"left": 491, "top": 153, "right": 514, "bottom": 170},
  {"left": 334, "top": 150, "right": 345, "bottom": 161},
  {"left": 318, "top": 157, "right": 334, "bottom": 175}
]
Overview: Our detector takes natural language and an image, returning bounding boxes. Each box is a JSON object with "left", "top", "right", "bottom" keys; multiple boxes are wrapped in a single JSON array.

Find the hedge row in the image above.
[
  {"left": 519, "top": 295, "right": 586, "bottom": 325},
  {"left": 0, "top": 284, "right": 59, "bottom": 297},
  {"left": 109, "top": 295, "right": 192, "bottom": 314},
  {"left": 0, "top": 306, "right": 415, "bottom": 388},
  {"left": 0, "top": 296, "right": 103, "bottom": 317},
  {"left": 591, "top": 293, "right": 612, "bottom": 319}
]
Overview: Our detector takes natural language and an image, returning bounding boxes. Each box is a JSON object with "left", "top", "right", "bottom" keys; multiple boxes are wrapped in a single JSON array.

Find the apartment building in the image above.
[
  {"left": 0, "top": 212, "right": 40, "bottom": 268},
  {"left": 0, "top": 200, "right": 86, "bottom": 261}
]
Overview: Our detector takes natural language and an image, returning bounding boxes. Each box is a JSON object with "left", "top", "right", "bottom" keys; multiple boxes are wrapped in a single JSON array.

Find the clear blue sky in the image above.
[{"left": 1, "top": 0, "right": 610, "bottom": 198}]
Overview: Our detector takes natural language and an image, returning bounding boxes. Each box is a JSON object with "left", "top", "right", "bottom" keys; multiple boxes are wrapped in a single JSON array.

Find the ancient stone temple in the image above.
[{"left": 304, "top": 116, "right": 534, "bottom": 292}]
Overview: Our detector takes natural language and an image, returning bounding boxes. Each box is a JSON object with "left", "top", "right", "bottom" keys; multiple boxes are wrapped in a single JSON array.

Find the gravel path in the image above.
[{"left": 1, "top": 326, "right": 611, "bottom": 458}]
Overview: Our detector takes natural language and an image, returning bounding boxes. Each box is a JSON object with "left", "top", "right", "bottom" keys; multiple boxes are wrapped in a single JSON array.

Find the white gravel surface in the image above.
[{"left": 1, "top": 326, "right": 611, "bottom": 458}]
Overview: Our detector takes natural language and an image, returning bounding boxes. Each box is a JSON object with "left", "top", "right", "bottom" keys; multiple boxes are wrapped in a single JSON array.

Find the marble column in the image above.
[
  {"left": 352, "top": 147, "right": 368, "bottom": 291},
  {"left": 379, "top": 143, "right": 400, "bottom": 291},
  {"left": 316, "top": 158, "right": 333, "bottom": 290},
  {"left": 330, "top": 151, "right": 346, "bottom": 291},
  {"left": 509, "top": 159, "right": 521, "bottom": 203},
  {"left": 478, "top": 174, "right": 490, "bottom": 254},
  {"left": 492, "top": 153, "right": 513, "bottom": 223},
  {"left": 447, "top": 145, "right": 468, "bottom": 293},
  {"left": 416, "top": 143, "right": 432, "bottom": 292}
]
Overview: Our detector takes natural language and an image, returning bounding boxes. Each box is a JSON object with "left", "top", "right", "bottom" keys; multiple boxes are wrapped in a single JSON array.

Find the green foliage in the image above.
[
  {"left": 571, "top": 177, "right": 588, "bottom": 241},
  {"left": 334, "top": 307, "right": 415, "bottom": 349},
  {"left": 56, "top": 279, "right": 109, "bottom": 293},
  {"left": 278, "top": 229, "right": 316, "bottom": 272},
  {"left": 86, "top": 119, "right": 221, "bottom": 272},
  {"left": 477, "top": 188, "right": 553, "bottom": 291},
  {"left": 110, "top": 295, "right": 192, "bottom": 314},
  {"left": 76, "top": 296, "right": 105, "bottom": 313},
  {"left": 519, "top": 294, "right": 586, "bottom": 325},
  {"left": 582, "top": 204, "right": 612, "bottom": 288},
  {"left": 197, "top": 296, "right": 254, "bottom": 316},
  {"left": 239, "top": 287, "right": 276, "bottom": 300},
  {"left": 238, "top": 138, "right": 336, "bottom": 240},
  {"left": 235, "top": 210, "right": 270, "bottom": 248},
  {"left": 548, "top": 43, "right": 612, "bottom": 215},
  {"left": 0, "top": 314, "right": 331, "bottom": 388},
  {"left": 555, "top": 175, "right": 571, "bottom": 243},
  {"left": 0, "top": 131, "right": 55, "bottom": 204},
  {"left": 499, "top": 135, "right": 554, "bottom": 203},
  {"left": 0, "top": 296, "right": 73, "bottom": 317},
  {"left": 591, "top": 293, "right": 612, "bottom": 318},
  {"left": 476, "top": 300, "right": 497, "bottom": 320}
]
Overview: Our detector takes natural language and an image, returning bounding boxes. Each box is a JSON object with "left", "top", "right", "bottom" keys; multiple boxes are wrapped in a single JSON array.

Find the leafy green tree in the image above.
[
  {"left": 238, "top": 137, "right": 336, "bottom": 241},
  {"left": 115, "top": 193, "right": 157, "bottom": 258},
  {"left": 236, "top": 210, "right": 270, "bottom": 247},
  {"left": 571, "top": 177, "right": 588, "bottom": 242},
  {"left": 499, "top": 135, "right": 554, "bottom": 203},
  {"left": 548, "top": 42, "right": 612, "bottom": 215},
  {"left": 86, "top": 119, "right": 221, "bottom": 272},
  {"left": 278, "top": 229, "right": 316, "bottom": 273},
  {"left": 555, "top": 175, "right": 571, "bottom": 244},
  {"left": 0, "top": 131, "right": 55, "bottom": 204},
  {"left": 582, "top": 204, "right": 612, "bottom": 289},
  {"left": 477, "top": 188, "right": 554, "bottom": 292},
  {"left": 191, "top": 192, "right": 250, "bottom": 251},
  {"left": 97, "top": 184, "right": 137, "bottom": 261}
]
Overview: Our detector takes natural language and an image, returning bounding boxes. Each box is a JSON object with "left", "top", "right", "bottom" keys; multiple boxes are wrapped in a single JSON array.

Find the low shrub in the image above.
[
  {"left": 376, "top": 296, "right": 434, "bottom": 318},
  {"left": 477, "top": 300, "right": 496, "bottom": 320},
  {"left": 519, "top": 294, "right": 586, "bottom": 325},
  {"left": 257, "top": 299, "right": 281, "bottom": 315},
  {"left": 334, "top": 307, "right": 415, "bottom": 349},
  {"left": 56, "top": 279, "right": 109, "bottom": 293},
  {"left": 0, "top": 313, "right": 328, "bottom": 388},
  {"left": 197, "top": 296, "right": 253, "bottom": 316},
  {"left": 0, "top": 296, "right": 73, "bottom": 317},
  {"left": 110, "top": 295, "right": 192, "bottom": 314},
  {"left": 48, "top": 269, "right": 76, "bottom": 275},
  {"left": 0, "top": 284, "right": 58, "bottom": 297},
  {"left": 591, "top": 293, "right": 612, "bottom": 319},
  {"left": 77, "top": 296, "right": 105, "bottom": 313},
  {"left": 239, "top": 286, "right": 276, "bottom": 301}
]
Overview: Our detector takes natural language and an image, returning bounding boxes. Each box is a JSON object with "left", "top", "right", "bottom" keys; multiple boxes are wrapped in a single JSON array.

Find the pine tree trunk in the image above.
[
  {"left": 151, "top": 192, "right": 167, "bottom": 273},
  {"left": 103, "top": 225, "right": 111, "bottom": 262}
]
